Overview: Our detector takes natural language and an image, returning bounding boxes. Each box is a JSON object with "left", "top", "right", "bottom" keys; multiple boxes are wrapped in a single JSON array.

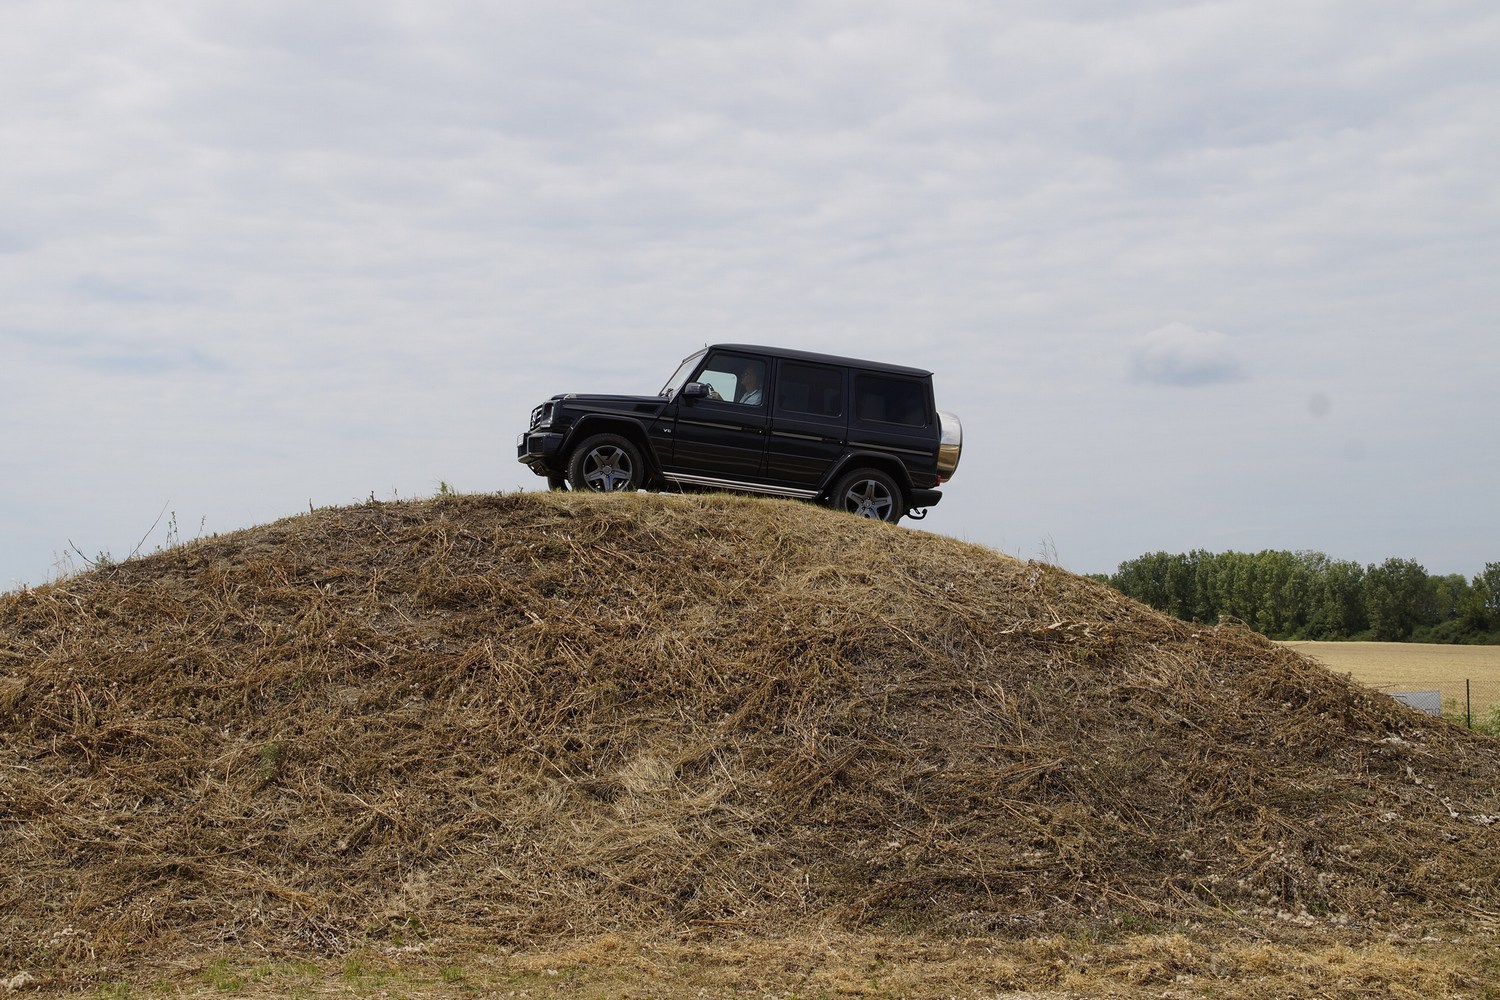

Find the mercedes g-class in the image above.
[{"left": 517, "top": 344, "right": 961, "bottom": 522}]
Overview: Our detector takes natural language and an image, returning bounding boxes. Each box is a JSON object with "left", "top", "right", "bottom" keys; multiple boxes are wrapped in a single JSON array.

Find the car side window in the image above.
[
  {"left": 855, "top": 374, "right": 928, "bottom": 427},
  {"left": 696, "top": 353, "right": 766, "bottom": 406},
  {"left": 775, "top": 362, "right": 845, "bottom": 417}
]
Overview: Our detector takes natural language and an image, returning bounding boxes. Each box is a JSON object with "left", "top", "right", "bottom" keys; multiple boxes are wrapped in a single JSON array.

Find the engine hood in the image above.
[{"left": 552, "top": 392, "right": 670, "bottom": 417}]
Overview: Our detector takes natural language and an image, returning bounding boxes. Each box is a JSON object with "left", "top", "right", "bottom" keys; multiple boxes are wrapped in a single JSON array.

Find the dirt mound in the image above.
[{"left": 2, "top": 492, "right": 1498, "bottom": 980}]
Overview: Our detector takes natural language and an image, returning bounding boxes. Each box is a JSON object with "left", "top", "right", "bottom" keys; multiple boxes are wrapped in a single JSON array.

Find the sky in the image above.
[{"left": 3, "top": 0, "right": 1497, "bottom": 591}]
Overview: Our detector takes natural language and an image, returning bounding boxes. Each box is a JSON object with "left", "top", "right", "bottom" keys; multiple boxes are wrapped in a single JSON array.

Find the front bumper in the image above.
[{"left": 517, "top": 431, "right": 565, "bottom": 475}]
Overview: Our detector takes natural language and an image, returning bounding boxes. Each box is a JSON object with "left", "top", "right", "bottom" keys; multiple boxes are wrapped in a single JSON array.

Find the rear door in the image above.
[{"left": 763, "top": 359, "right": 848, "bottom": 492}]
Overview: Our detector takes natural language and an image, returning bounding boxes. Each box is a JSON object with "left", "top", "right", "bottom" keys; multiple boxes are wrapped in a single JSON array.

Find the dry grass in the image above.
[{"left": 2, "top": 491, "right": 1499, "bottom": 995}]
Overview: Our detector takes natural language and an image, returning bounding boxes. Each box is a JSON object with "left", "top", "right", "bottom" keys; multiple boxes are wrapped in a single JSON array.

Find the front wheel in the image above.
[
  {"left": 567, "top": 434, "right": 645, "bottom": 493},
  {"left": 831, "top": 468, "right": 903, "bottom": 523}
]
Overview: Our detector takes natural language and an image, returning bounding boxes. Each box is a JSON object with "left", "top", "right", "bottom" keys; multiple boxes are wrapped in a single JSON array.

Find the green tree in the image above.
[
  {"left": 1111, "top": 552, "right": 1172, "bottom": 611},
  {"left": 1262, "top": 550, "right": 1317, "bottom": 637},
  {"left": 1252, "top": 551, "right": 1286, "bottom": 635},
  {"left": 1478, "top": 562, "right": 1500, "bottom": 624},
  {"left": 1310, "top": 559, "right": 1366, "bottom": 638},
  {"left": 1190, "top": 549, "right": 1219, "bottom": 622},
  {"left": 1430, "top": 573, "right": 1471, "bottom": 623},
  {"left": 1105, "top": 550, "right": 1496, "bottom": 643},
  {"left": 1363, "top": 558, "right": 1431, "bottom": 641},
  {"left": 1218, "top": 551, "right": 1257, "bottom": 623},
  {"left": 1162, "top": 552, "right": 1196, "bottom": 622}
]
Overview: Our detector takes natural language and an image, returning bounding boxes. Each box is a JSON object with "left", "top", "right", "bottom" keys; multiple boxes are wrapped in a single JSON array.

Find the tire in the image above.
[
  {"left": 567, "top": 434, "right": 644, "bottom": 493},
  {"left": 832, "top": 468, "right": 903, "bottom": 523},
  {"left": 546, "top": 474, "right": 568, "bottom": 491}
]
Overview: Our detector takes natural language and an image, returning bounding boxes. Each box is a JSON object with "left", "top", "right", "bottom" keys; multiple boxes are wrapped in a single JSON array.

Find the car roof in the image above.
[{"left": 709, "top": 344, "right": 932, "bottom": 378}]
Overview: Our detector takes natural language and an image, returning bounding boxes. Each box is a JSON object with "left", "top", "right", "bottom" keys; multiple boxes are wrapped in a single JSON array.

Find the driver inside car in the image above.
[{"left": 707, "top": 360, "right": 764, "bottom": 405}]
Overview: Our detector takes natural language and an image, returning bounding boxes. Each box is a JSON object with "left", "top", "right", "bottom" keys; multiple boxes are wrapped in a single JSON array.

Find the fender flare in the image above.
[
  {"left": 818, "top": 453, "right": 913, "bottom": 503},
  {"left": 563, "top": 416, "right": 664, "bottom": 483}
]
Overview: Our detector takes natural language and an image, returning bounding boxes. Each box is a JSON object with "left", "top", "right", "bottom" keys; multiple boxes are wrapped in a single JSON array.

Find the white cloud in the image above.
[{"left": 1129, "top": 322, "right": 1245, "bottom": 387}]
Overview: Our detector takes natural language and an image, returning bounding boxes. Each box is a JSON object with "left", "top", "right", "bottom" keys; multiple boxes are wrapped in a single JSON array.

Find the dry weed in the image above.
[{"left": 2, "top": 492, "right": 1497, "bottom": 990}]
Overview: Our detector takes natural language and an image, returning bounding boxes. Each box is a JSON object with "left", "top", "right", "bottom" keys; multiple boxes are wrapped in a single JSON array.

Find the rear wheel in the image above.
[
  {"left": 832, "top": 468, "right": 902, "bottom": 522},
  {"left": 567, "top": 434, "right": 644, "bottom": 493}
]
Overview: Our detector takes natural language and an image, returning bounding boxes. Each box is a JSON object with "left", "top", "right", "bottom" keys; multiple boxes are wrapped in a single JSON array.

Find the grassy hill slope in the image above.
[{"left": 2, "top": 492, "right": 1497, "bottom": 983}]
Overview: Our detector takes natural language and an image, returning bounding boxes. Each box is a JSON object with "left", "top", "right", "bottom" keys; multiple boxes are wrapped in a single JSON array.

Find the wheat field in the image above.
[{"left": 1284, "top": 640, "right": 1500, "bottom": 718}]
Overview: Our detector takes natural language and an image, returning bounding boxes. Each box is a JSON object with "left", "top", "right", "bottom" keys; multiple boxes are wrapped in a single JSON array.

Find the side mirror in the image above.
[{"left": 681, "top": 381, "right": 711, "bottom": 401}]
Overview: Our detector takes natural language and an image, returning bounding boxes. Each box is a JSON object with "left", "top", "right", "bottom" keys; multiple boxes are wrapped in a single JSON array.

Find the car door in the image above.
[
  {"left": 661, "top": 349, "right": 770, "bottom": 486},
  {"left": 763, "top": 359, "right": 848, "bottom": 493}
]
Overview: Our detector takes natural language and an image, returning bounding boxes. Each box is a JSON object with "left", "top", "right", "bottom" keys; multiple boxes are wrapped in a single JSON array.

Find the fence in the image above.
[{"left": 1391, "top": 682, "right": 1500, "bottom": 730}]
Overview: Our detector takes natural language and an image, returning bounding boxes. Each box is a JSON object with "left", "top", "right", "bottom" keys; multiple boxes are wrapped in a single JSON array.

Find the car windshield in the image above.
[{"left": 659, "top": 348, "right": 707, "bottom": 396}]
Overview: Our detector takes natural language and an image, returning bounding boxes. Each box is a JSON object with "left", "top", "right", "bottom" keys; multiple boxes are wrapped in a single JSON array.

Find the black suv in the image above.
[{"left": 517, "top": 344, "right": 961, "bottom": 522}]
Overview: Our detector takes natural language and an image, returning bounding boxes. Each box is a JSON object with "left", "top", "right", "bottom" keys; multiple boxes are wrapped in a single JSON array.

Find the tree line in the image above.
[{"left": 1094, "top": 551, "right": 1500, "bottom": 643}]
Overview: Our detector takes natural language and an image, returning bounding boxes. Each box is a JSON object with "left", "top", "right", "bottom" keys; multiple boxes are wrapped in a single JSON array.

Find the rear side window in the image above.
[
  {"left": 775, "top": 362, "right": 844, "bottom": 417},
  {"left": 855, "top": 374, "right": 928, "bottom": 427}
]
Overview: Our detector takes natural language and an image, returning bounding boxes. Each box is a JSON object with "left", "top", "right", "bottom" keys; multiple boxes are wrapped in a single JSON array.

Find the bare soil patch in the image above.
[{"left": 38, "top": 929, "right": 1500, "bottom": 999}]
